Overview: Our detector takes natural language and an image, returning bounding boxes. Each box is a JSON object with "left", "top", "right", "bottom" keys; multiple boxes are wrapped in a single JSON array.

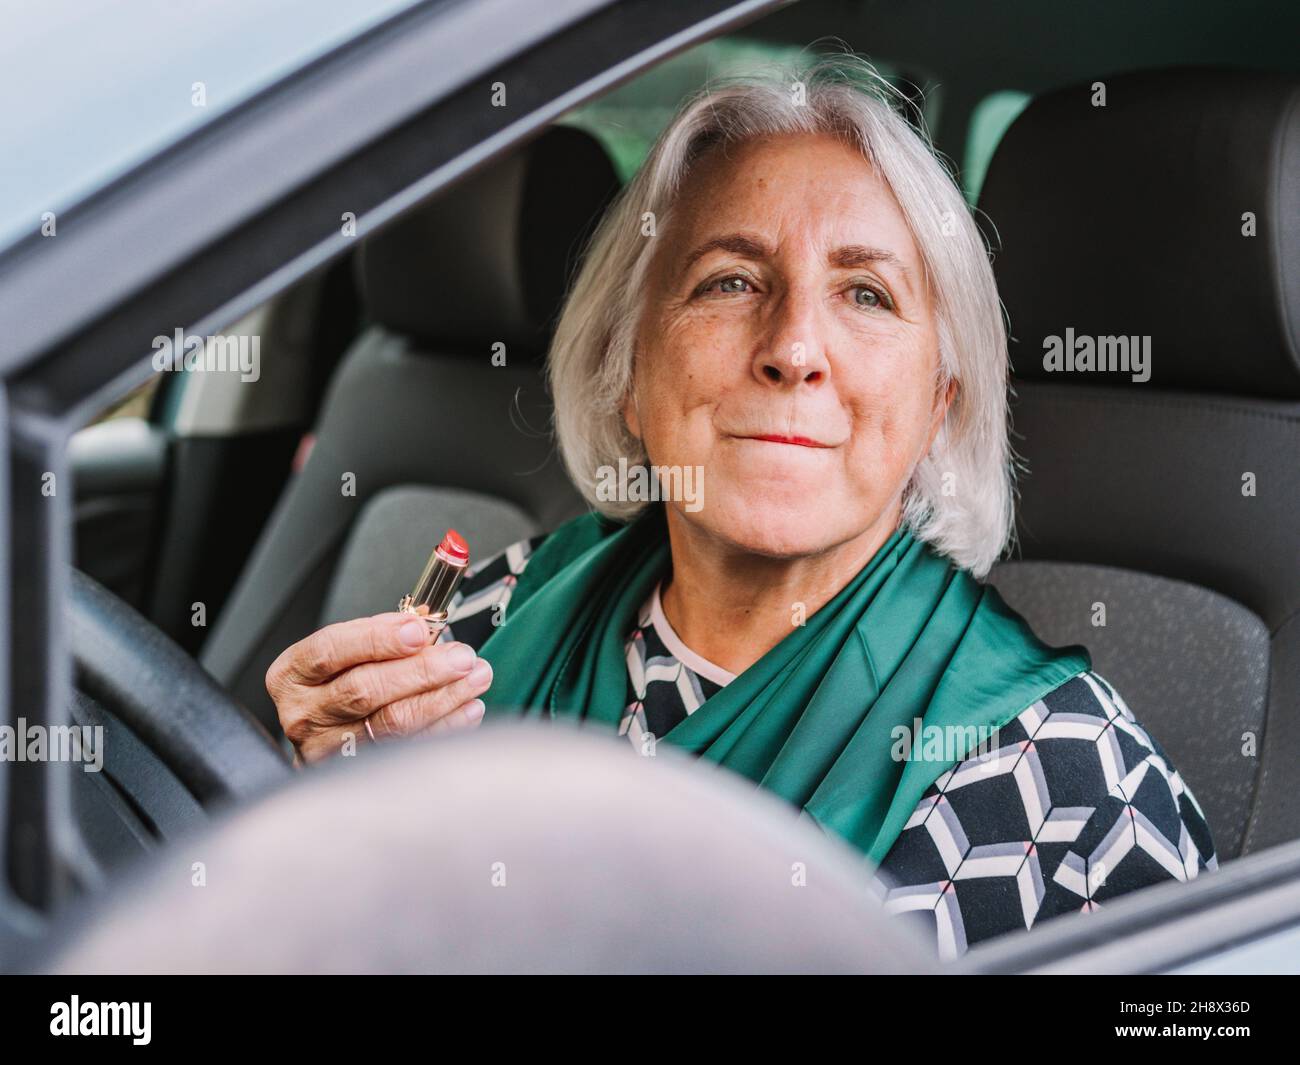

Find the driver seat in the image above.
[{"left": 200, "top": 127, "right": 618, "bottom": 728}]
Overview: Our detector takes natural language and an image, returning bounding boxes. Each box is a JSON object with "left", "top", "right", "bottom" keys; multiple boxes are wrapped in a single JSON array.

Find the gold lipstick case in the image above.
[{"left": 398, "top": 530, "right": 470, "bottom": 636}]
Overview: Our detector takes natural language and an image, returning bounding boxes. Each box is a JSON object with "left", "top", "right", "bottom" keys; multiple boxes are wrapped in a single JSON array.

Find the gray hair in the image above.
[{"left": 548, "top": 54, "right": 1014, "bottom": 578}]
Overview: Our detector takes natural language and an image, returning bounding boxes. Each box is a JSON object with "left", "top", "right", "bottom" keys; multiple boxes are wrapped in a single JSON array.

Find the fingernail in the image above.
[
  {"left": 468, "top": 659, "right": 493, "bottom": 686},
  {"left": 464, "top": 699, "right": 486, "bottom": 722},
  {"left": 399, "top": 620, "right": 428, "bottom": 648},
  {"left": 445, "top": 644, "right": 476, "bottom": 672}
]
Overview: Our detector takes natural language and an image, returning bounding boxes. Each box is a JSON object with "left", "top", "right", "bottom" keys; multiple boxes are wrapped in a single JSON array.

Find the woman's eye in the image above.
[
  {"left": 851, "top": 284, "right": 892, "bottom": 311},
  {"left": 701, "top": 275, "right": 753, "bottom": 295}
]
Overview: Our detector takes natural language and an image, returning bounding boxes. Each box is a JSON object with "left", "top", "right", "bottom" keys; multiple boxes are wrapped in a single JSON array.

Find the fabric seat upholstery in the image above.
[
  {"left": 201, "top": 127, "right": 619, "bottom": 728},
  {"left": 978, "top": 68, "right": 1300, "bottom": 859}
]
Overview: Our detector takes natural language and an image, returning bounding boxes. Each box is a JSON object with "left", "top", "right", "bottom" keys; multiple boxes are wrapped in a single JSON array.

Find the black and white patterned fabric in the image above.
[{"left": 441, "top": 533, "right": 1218, "bottom": 959}]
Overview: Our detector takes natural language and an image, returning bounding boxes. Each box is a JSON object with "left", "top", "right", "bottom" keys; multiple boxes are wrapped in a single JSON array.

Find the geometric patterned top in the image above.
[{"left": 442, "top": 532, "right": 1219, "bottom": 960}]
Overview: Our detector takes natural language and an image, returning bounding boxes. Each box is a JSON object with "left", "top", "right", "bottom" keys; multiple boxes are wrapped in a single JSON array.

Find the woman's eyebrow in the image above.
[
  {"left": 682, "top": 235, "right": 913, "bottom": 292},
  {"left": 829, "top": 244, "right": 912, "bottom": 286},
  {"left": 680, "top": 232, "right": 771, "bottom": 271}
]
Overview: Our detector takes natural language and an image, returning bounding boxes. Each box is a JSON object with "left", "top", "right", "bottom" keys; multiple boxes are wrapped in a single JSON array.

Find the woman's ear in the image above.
[
  {"left": 926, "top": 376, "right": 956, "bottom": 450},
  {"left": 621, "top": 386, "right": 642, "bottom": 441}
]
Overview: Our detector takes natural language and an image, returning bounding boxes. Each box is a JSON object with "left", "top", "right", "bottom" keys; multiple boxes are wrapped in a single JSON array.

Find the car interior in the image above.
[{"left": 61, "top": 1, "right": 1299, "bottom": 927}]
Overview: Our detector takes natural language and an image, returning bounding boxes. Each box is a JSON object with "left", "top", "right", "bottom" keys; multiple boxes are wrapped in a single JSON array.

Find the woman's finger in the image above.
[
  {"left": 295, "top": 689, "right": 486, "bottom": 762},
  {"left": 315, "top": 641, "right": 482, "bottom": 725},
  {"left": 421, "top": 699, "right": 487, "bottom": 736},
  {"left": 269, "top": 612, "right": 431, "bottom": 691},
  {"left": 366, "top": 659, "right": 493, "bottom": 738}
]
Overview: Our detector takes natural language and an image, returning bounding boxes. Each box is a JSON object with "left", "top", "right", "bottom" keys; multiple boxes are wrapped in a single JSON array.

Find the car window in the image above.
[
  {"left": 962, "top": 89, "right": 1032, "bottom": 203},
  {"left": 82, "top": 375, "right": 162, "bottom": 429},
  {"left": 560, "top": 37, "right": 902, "bottom": 181},
  {"left": 0, "top": 0, "right": 427, "bottom": 253}
]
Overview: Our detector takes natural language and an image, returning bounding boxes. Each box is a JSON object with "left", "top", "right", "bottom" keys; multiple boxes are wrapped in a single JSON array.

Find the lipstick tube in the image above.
[{"left": 398, "top": 529, "right": 470, "bottom": 636}]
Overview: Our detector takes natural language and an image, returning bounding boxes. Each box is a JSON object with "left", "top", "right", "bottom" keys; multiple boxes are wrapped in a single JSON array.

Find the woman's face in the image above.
[{"left": 624, "top": 131, "right": 952, "bottom": 559}]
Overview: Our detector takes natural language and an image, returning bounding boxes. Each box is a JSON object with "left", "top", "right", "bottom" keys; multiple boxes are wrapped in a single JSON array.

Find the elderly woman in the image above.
[{"left": 267, "top": 58, "right": 1216, "bottom": 959}]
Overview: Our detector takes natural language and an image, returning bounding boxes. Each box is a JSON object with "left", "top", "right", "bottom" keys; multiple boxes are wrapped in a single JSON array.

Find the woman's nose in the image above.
[{"left": 753, "top": 294, "right": 832, "bottom": 387}]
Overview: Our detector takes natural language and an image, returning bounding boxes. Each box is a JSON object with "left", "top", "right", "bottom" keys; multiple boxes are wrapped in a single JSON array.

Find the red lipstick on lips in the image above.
[
  {"left": 398, "top": 528, "right": 471, "bottom": 636},
  {"left": 748, "top": 433, "right": 832, "bottom": 447}
]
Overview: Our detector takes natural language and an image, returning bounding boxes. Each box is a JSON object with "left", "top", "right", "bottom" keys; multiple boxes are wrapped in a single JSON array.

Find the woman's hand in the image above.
[{"left": 266, "top": 613, "right": 493, "bottom": 765}]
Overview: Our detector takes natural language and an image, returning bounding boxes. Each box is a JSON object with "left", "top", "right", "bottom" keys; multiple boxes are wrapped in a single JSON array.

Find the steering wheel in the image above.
[{"left": 67, "top": 569, "right": 292, "bottom": 845}]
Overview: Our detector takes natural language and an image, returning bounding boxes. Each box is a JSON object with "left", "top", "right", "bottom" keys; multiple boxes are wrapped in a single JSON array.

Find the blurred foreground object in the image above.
[{"left": 46, "top": 722, "right": 933, "bottom": 973}]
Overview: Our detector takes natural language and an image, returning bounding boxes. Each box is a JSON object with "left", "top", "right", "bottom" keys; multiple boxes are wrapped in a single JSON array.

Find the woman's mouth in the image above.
[{"left": 744, "top": 433, "right": 833, "bottom": 448}]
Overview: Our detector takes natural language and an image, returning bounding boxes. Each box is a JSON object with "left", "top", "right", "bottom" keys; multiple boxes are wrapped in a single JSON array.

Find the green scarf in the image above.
[{"left": 477, "top": 506, "right": 1089, "bottom": 864}]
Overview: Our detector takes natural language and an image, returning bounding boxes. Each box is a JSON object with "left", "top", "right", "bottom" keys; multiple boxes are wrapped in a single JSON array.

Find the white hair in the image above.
[{"left": 548, "top": 54, "right": 1014, "bottom": 578}]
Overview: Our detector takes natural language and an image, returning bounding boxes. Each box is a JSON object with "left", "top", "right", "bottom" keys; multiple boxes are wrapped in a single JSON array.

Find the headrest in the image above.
[
  {"left": 979, "top": 68, "right": 1300, "bottom": 398},
  {"left": 357, "top": 125, "right": 620, "bottom": 356}
]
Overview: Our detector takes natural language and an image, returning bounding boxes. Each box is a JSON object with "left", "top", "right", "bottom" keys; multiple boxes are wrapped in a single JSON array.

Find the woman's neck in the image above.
[{"left": 657, "top": 505, "right": 902, "bottom": 677}]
